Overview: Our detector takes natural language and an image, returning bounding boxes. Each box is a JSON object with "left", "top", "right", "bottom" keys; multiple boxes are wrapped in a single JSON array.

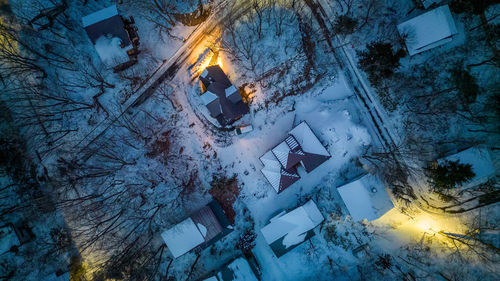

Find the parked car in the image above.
[{"left": 234, "top": 125, "right": 253, "bottom": 135}]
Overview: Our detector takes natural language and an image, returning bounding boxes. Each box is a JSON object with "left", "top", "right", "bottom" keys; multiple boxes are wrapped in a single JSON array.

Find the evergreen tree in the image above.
[
  {"left": 450, "top": 66, "right": 480, "bottom": 104},
  {"left": 357, "top": 42, "right": 402, "bottom": 86},
  {"left": 429, "top": 160, "right": 476, "bottom": 192},
  {"left": 333, "top": 15, "right": 358, "bottom": 35},
  {"left": 450, "top": 0, "right": 498, "bottom": 15}
]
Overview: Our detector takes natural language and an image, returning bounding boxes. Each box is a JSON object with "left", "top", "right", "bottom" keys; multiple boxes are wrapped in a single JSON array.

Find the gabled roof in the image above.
[
  {"left": 260, "top": 200, "right": 324, "bottom": 257},
  {"left": 202, "top": 257, "right": 259, "bottom": 281},
  {"left": 82, "top": 5, "right": 131, "bottom": 46},
  {"left": 397, "top": 5, "right": 457, "bottom": 56},
  {"left": 199, "top": 65, "right": 248, "bottom": 126},
  {"left": 82, "top": 5, "right": 132, "bottom": 66},
  {"left": 438, "top": 147, "right": 495, "bottom": 190},
  {"left": 161, "top": 217, "right": 205, "bottom": 258},
  {"left": 161, "top": 202, "right": 230, "bottom": 258},
  {"left": 260, "top": 121, "right": 330, "bottom": 193},
  {"left": 337, "top": 174, "right": 394, "bottom": 221}
]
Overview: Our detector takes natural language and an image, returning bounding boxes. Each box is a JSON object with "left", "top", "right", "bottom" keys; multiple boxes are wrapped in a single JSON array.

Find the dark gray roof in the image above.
[
  {"left": 200, "top": 65, "right": 248, "bottom": 126},
  {"left": 84, "top": 14, "right": 131, "bottom": 46}
]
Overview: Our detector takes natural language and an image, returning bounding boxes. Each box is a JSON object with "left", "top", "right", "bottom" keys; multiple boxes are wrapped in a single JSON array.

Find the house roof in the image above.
[
  {"left": 82, "top": 5, "right": 132, "bottom": 65},
  {"left": 82, "top": 5, "right": 131, "bottom": 46},
  {"left": 161, "top": 202, "right": 230, "bottom": 258},
  {"left": 397, "top": 5, "right": 457, "bottom": 56},
  {"left": 261, "top": 200, "right": 323, "bottom": 248},
  {"left": 203, "top": 257, "right": 259, "bottom": 281},
  {"left": 161, "top": 217, "right": 205, "bottom": 258},
  {"left": 199, "top": 65, "right": 248, "bottom": 126},
  {"left": 337, "top": 174, "right": 394, "bottom": 221},
  {"left": 438, "top": 147, "right": 495, "bottom": 190},
  {"left": 260, "top": 121, "right": 330, "bottom": 192}
]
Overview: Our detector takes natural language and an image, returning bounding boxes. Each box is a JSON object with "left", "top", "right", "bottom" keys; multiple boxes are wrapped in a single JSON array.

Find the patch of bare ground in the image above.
[
  {"left": 146, "top": 130, "right": 171, "bottom": 158},
  {"left": 209, "top": 174, "right": 240, "bottom": 224}
]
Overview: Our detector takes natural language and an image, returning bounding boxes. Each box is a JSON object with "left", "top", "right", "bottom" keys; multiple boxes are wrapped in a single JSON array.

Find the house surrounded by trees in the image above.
[
  {"left": 82, "top": 4, "right": 140, "bottom": 71},
  {"left": 260, "top": 200, "right": 324, "bottom": 258},
  {"left": 260, "top": 121, "right": 331, "bottom": 193},
  {"left": 337, "top": 174, "right": 394, "bottom": 221},
  {"left": 161, "top": 201, "right": 232, "bottom": 258},
  {"left": 397, "top": 5, "right": 458, "bottom": 56},
  {"left": 199, "top": 65, "right": 249, "bottom": 127}
]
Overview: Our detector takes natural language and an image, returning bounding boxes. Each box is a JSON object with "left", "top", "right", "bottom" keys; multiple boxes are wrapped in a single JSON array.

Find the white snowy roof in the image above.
[
  {"left": 225, "top": 85, "right": 237, "bottom": 97},
  {"left": 272, "top": 141, "right": 290, "bottom": 168},
  {"left": 337, "top": 174, "right": 394, "bottom": 221},
  {"left": 289, "top": 122, "right": 330, "bottom": 156},
  {"left": 201, "top": 91, "right": 218, "bottom": 105},
  {"left": 261, "top": 200, "right": 324, "bottom": 248},
  {"left": 82, "top": 5, "right": 118, "bottom": 27},
  {"left": 260, "top": 151, "right": 282, "bottom": 192},
  {"left": 223, "top": 257, "right": 258, "bottom": 281},
  {"left": 94, "top": 36, "right": 132, "bottom": 66},
  {"left": 397, "top": 5, "right": 457, "bottom": 56},
  {"left": 438, "top": 147, "right": 495, "bottom": 190},
  {"left": 0, "top": 225, "right": 20, "bottom": 254},
  {"left": 161, "top": 217, "right": 205, "bottom": 258}
]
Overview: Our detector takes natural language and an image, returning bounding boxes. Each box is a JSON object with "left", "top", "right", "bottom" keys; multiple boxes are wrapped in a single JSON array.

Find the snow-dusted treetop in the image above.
[
  {"left": 397, "top": 5, "right": 458, "bottom": 56},
  {"left": 337, "top": 174, "right": 394, "bottom": 222}
]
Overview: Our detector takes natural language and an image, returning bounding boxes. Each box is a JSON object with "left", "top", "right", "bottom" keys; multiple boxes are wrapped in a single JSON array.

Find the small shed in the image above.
[
  {"left": 337, "top": 174, "right": 394, "bottom": 221},
  {"left": 397, "top": 5, "right": 458, "bottom": 56},
  {"left": 437, "top": 147, "right": 496, "bottom": 190},
  {"left": 260, "top": 200, "right": 324, "bottom": 258}
]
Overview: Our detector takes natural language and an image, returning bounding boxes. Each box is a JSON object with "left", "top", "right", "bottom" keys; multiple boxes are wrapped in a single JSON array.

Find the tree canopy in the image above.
[
  {"left": 429, "top": 160, "right": 476, "bottom": 192},
  {"left": 357, "top": 42, "right": 402, "bottom": 86}
]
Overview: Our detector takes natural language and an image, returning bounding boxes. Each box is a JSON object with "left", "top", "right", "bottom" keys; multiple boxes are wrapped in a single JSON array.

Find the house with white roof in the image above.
[
  {"left": 397, "top": 5, "right": 458, "bottom": 56},
  {"left": 259, "top": 121, "right": 331, "bottom": 193},
  {"left": 337, "top": 174, "right": 394, "bottom": 221},
  {"left": 202, "top": 256, "right": 260, "bottom": 281},
  {"left": 82, "top": 5, "right": 140, "bottom": 70},
  {"left": 161, "top": 201, "right": 232, "bottom": 258},
  {"left": 260, "top": 200, "right": 324, "bottom": 257},
  {"left": 437, "top": 147, "right": 496, "bottom": 190}
]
